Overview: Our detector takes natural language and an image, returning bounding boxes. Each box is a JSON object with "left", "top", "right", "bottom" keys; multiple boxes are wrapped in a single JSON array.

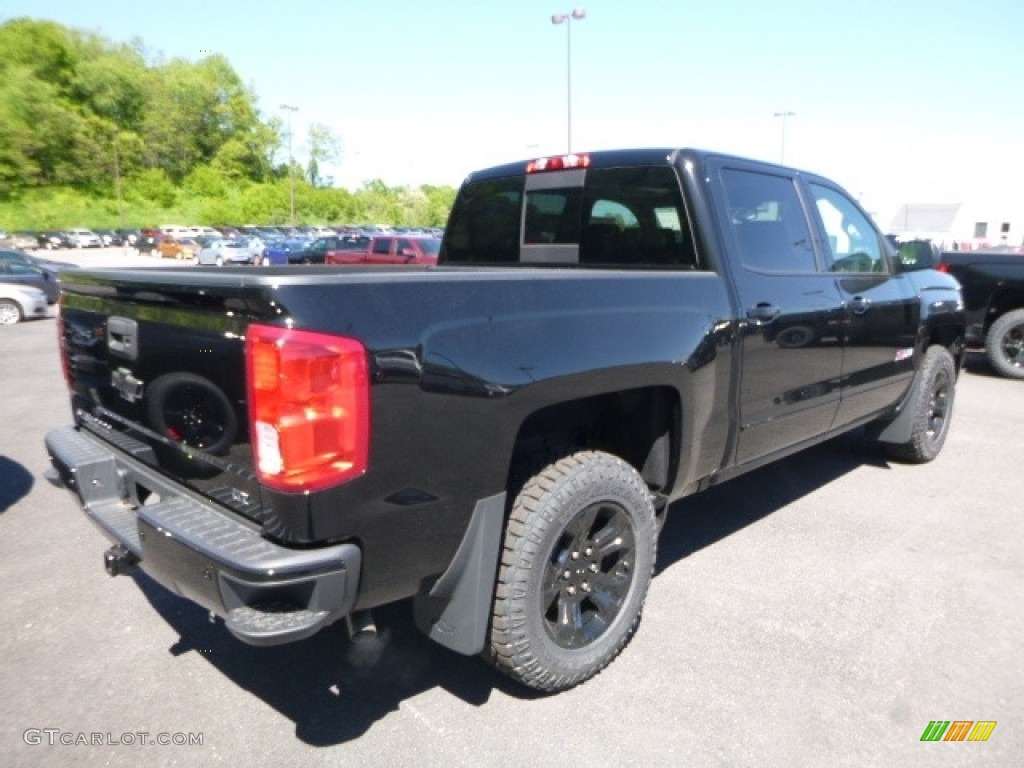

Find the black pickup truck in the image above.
[
  {"left": 935, "top": 249, "right": 1024, "bottom": 378},
  {"left": 45, "top": 148, "right": 965, "bottom": 692}
]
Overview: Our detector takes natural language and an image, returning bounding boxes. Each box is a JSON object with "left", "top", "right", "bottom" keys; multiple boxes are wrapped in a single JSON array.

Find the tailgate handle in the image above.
[{"left": 108, "top": 316, "right": 139, "bottom": 360}]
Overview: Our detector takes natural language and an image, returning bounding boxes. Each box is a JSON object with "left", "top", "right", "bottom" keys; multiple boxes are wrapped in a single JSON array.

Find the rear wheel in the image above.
[
  {"left": 0, "top": 299, "right": 23, "bottom": 325},
  {"left": 985, "top": 309, "right": 1024, "bottom": 379},
  {"left": 884, "top": 345, "right": 956, "bottom": 463},
  {"left": 487, "top": 451, "right": 657, "bottom": 692}
]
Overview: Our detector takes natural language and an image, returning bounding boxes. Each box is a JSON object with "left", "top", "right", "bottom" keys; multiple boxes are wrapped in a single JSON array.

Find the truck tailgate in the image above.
[{"left": 56, "top": 268, "right": 273, "bottom": 526}]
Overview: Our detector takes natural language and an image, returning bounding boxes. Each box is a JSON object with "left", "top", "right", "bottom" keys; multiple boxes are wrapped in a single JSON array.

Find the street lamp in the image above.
[
  {"left": 551, "top": 8, "right": 586, "bottom": 153},
  {"left": 112, "top": 132, "right": 124, "bottom": 234},
  {"left": 773, "top": 111, "right": 795, "bottom": 165},
  {"left": 280, "top": 104, "right": 298, "bottom": 227}
]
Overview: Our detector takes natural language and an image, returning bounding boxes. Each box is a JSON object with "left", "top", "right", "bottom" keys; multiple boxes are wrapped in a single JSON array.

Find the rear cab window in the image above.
[{"left": 441, "top": 160, "right": 701, "bottom": 269}]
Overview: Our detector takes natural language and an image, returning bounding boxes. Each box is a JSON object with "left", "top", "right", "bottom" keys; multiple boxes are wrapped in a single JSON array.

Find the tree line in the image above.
[{"left": 0, "top": 18, "right": 455, "bottom": 229}]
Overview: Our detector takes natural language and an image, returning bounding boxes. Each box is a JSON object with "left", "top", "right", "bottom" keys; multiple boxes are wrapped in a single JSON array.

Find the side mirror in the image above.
[{"left": 897, "top": 241, "right": 935, "bottom": 271}]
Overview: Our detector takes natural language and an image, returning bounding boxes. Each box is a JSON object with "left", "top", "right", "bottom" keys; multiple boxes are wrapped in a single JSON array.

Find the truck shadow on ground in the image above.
[
  {"left": 961, "top": 349, "right": 1011, "bottom": 379},
  {"left": 0, "top": 456, "right": 34, "bottom": 513},
  {"left": 656, "top": 430, "right": 884, "bottom": 572},
  {"left": 136, "top": 430, "right": 887, "bottom": 746}
]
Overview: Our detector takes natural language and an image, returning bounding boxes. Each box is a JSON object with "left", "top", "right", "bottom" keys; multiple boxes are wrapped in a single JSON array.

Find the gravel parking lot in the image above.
[{"left": 0, "top": 305, "right": 1021, "bottom": 767}]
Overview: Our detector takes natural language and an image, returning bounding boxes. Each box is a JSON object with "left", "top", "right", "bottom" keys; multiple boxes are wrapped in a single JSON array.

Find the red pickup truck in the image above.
[{"left": 325, "top": 234, "right": 440, "bottom": 265}]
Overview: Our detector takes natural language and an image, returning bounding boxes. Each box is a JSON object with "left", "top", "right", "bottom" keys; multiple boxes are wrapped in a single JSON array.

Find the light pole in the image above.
[
  {"left": 773, "top": 111, "right": 795, "bottom": 165},
  {"left": 280, "top": 104, "right": 298, "bottom": 227},
  {"left": 551, "top": 8, "right": 586, "bottom": 153},
  {"left": 112, "top": 132, "right": 124, "bottom": 234}
]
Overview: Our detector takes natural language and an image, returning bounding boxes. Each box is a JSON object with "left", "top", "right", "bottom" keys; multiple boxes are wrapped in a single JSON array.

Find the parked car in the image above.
[
  {"left": 44, "top": 147, "right": 965, "bottom": 693},
  {"left": 259, "top": 236, "right": 313, "bottom": 265},
  {"left": 0, "top": 231, "right": 39, "bottom": 250},
  {"left": 934, "top": 249, "right": 1024, "bottom": 379},
  {"left": 303, "top": 235, "right": 369, "bottom": 264},
  {"left": 0, "top": 252, "right": 61, "bottom": 303},
  {"left": 156, "top": 237, "right": 200, "bottom": 260},
  {"left": 38, "top": 231, "right": 74, "bottom": 250},
  {"left": 0, "top": 282, "right": 48, "bottom": 324},
  {"left": 0, "top": 247, "right": 74, "bottom": 276},
  {"left": 67, "top": 228, "right": 103, "bottom": 248},
  {"left": 196, "top": 239, "right": 255, "bottom": 266},
  {"left": 325, "top": 235, "right": 441, "bottom": 265},
  {"left": 133, "top": 228, "right": 163, "bottom": 255},
  {"left": 95, "top": 229, "right": 124, "bottom": 247},
  {"left": 117, "top": 229, "right": 142, "bottom": 247}
]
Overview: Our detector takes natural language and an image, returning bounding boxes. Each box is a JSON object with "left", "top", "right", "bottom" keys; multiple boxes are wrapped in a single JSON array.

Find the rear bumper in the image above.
[{"left": 44, "top": 425, "right": 361, "bottom": 646}]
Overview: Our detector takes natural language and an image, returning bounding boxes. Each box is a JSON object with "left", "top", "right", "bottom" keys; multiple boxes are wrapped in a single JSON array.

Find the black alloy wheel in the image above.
[
  {"left": 146, "top": 373, "right": 237, "bottom": 456},
  {"left": 488, "top": 451, "right": 657, "bottom": 692},
  {"left": 986, "top": 309, "right": 1024, "bottom": 379},
  {"left": 885, "top": 345, "right": 956, "bottom": 463}
]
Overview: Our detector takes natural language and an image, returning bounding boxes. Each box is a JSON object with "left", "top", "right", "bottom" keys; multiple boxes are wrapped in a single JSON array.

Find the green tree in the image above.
[{"left": 305, "top": 123, "right": 342, "bottom": 187}]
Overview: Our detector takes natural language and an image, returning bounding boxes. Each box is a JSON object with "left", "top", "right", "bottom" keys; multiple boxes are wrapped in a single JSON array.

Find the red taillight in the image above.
[
  {"left": 936, "top": 261, "right": 950, "bottom": 273},
  {"left": 526, "top": 153, "right": 591, "bottom": 173},
  {"left": 245, "top": 323, "right": 369, "bottom": 492}
]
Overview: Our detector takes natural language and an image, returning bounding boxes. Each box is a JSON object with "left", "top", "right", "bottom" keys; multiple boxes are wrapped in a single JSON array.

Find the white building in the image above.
[{"left": 885, "top": 202, "right": 1022, "bottom": 251}]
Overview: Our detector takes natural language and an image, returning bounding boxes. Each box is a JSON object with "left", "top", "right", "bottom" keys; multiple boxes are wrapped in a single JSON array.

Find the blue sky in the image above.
[{"left": 3, "top": 0, "right": 1022, "bottom": 220}]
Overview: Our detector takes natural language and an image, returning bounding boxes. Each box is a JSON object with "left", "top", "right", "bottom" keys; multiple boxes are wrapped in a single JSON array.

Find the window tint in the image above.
[
  {"left": 441, "top": 165, "right": 698, "bottom": 268},
  {"left": 372, "top": 238, "right": 392, "bottom": 255},
  {"left": 579, "top": 166, "right": 698, "bottom": 268},
  {"left": 809, "top": 184, "right": 886, "bottom": 273},
  {"left": 721, "top": 169, "right": 816, "bottom": 273},
  {"left": 441, "top": 176, "right": 522, "bottom": 264},
  {"left": 524, "top": 188, "right": 584, "bottom": 244}
]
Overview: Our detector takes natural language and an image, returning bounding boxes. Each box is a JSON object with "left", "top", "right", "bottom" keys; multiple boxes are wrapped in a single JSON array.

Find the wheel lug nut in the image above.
[
  {"left": 571, "top": 551, "right": 580, "bottom": 560},
  {"left": 563, "top": 569, "right": 571, "bottom": 580},
  {"left": 567, "top": 585, "right": 576, "bottom": 595}
]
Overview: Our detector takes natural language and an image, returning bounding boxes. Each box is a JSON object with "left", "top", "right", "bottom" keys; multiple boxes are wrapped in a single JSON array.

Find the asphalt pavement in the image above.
[{"left": 0, "top": 271, "right": 1020, "bottom": 767}]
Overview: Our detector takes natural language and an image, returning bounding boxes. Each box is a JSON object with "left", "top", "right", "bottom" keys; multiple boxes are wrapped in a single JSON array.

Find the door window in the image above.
[
  {"left": 810, "top": 184, "right": 887, "bottom": 273},
  {"left": 720, "top": 169, "right": 817, "bottom": 273}
]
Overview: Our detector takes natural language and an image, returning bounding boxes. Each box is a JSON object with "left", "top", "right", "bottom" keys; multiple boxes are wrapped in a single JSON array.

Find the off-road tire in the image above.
[
  {"left": 984, "top": 309, "right": 1024, "bottom": 379},
  {"left": 885, "top": 345, "right": 956, "bottom": 463},
  {"left": 487, "top": 450, "right": 657, "bottom": 692}
]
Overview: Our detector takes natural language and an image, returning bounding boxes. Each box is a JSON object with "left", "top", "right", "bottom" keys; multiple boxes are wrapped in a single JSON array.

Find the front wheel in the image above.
[
  {"left": 487, "top": 451, "right": 657, "bottom": 692},
  {"left": 884, "top": 345, "right": 956, "bottom": 463},
  {"left": 0, "top": 299, "right": 23, "bottom": 325},
  {"left": 985, "top": 309, "right": 1024, "bottom": 379}
]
